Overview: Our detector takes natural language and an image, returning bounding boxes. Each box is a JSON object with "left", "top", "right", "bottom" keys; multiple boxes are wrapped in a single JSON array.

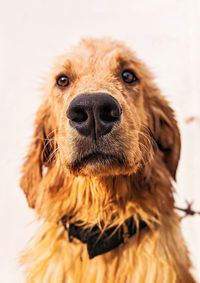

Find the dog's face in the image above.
[
  {"left": 47, "top": 39, "right": 155, "bottom": 176},
  {"left": 20, "top": 38, "right": 181, "bottom": 208},
  {"left": 52, "top": 41, "right": 146, "bottom": 176}
]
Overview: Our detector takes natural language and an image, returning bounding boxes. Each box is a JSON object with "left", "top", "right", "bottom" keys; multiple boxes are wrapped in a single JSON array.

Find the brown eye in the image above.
[
  {"left": 121, "top": 70, "right": 138, "bottom": 84},
  {"left": 56, "top": 75, "right": 70, "bottom": 87}
]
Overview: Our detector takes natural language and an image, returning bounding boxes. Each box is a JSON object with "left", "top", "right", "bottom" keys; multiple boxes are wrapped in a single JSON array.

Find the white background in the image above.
[{"left": 0, "top": 0, "right": 200, "bottom": 282}]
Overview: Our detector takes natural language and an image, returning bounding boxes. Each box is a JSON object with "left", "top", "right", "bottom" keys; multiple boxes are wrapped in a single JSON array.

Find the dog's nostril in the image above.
[
  {"left": 68, "top": 108, "right": 88, "bottom": 123},
  {"left": 99, "top": 105, "right": 121, "bottom": 123}
]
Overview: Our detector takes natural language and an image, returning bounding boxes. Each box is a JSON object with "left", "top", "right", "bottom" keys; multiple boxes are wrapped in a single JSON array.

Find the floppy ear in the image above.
[
  {"left": 148, "top": 95, "right": 181, "bottom": 180},
  {"left": 20, "top": 101, "right": 55, "bottom": 208}
]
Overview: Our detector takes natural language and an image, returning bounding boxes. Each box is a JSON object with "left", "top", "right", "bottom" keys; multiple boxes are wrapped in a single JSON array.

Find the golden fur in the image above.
[{"left": 20, "top": 38, "right": 195, "bottom": 282}]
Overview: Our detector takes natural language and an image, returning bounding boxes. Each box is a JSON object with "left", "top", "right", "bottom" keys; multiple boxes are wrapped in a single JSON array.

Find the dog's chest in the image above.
[{"left": 21, "top": 223, "right": 185, "bottom": 283}]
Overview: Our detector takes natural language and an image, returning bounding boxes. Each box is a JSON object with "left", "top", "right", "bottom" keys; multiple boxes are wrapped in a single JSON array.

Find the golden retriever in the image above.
[{"left": 20, "top": 38, "right": 195, "bottom": 283}]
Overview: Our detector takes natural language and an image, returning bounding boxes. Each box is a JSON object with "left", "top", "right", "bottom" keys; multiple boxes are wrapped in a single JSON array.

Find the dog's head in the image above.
[{"left": 20, "top": 38, "right": 180, "bottom": 208}]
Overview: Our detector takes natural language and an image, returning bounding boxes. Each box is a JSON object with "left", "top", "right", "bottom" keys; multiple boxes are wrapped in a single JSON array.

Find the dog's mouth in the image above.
[{"left": 69, "top": 151, "right": 126, "bottom": 172}]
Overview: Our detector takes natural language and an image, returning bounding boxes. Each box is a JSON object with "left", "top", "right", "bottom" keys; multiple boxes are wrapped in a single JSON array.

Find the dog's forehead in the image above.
[
  {"left": 74, "top": 38, "right": 130, "bottom": 59},
  {"left": 57, "top": 38, "right": 135, "bottom": 72}
]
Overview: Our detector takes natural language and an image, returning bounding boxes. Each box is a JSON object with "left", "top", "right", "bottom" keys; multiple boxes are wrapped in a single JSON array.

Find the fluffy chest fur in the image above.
[
  {"left": 21, "top": 174, "right": 194, "bottom": 283},
  {"left": 21, "top": 214, "right": 194, "bottom": 283}
]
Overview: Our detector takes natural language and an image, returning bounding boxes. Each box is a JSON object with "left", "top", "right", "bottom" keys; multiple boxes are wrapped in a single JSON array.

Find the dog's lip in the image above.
[
  {"left": 81, "top": 152, "right": 118, "bottom": 163},
  {"left": 69, "top": 151, "right": 125, "bottom": 171}
]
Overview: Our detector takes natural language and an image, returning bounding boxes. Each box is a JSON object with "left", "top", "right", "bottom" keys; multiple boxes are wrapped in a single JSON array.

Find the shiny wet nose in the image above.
[{"left": 66, "top": 93, "right": 122, "bottom": 139}]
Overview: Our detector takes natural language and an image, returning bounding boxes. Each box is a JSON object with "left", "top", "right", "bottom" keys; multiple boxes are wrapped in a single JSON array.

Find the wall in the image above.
[{"left": 0, "top": 0, "right": 200, "bottom": 281}]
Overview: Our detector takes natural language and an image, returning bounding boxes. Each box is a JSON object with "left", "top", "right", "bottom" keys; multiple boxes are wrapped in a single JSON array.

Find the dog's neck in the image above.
[{"left": 37, "top": 159, "right": 174, "bottom": 228}]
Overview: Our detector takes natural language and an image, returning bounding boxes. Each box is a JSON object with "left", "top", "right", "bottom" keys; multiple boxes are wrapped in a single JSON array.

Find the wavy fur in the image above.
[{"left": 20, "top": 38, "right": 195, "bottom": 283}]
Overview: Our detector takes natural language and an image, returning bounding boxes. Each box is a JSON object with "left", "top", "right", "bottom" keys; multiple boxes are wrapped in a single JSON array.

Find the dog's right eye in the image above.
[
  {"left": 121, "top": 70, "right": 138, "bottom": 84},
  {"left": 56, "top": 75, "right": 70, "bottom": 87}
]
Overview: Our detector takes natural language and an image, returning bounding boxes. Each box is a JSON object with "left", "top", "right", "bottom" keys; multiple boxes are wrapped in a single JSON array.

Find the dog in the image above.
[{"left": 20, "top": 38, "right": 196, "bottom": 283}]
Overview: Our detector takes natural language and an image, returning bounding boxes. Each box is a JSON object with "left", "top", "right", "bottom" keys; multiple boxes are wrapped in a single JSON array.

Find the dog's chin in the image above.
[{"left": 67, "top": 152, "right": 130, "bottom": 177}]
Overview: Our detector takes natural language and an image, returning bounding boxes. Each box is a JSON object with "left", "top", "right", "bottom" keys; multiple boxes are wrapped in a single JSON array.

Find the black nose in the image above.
[{"left": 66, "top": 93, "right": 122, "bottom": 139}]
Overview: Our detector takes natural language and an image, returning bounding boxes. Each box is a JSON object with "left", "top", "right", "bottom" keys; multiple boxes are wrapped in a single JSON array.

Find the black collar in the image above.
[{"left": 61, "top": 216, "right": 147, "bottom": 259}]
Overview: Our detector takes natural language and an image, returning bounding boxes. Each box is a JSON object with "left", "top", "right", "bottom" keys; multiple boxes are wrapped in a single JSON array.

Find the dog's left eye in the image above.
[
  {"left": 121, "top": 70, "right": 138, "bottom": 84},
  {"left": 56, "top": 75, "right": 70, "bottom": 87}
]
